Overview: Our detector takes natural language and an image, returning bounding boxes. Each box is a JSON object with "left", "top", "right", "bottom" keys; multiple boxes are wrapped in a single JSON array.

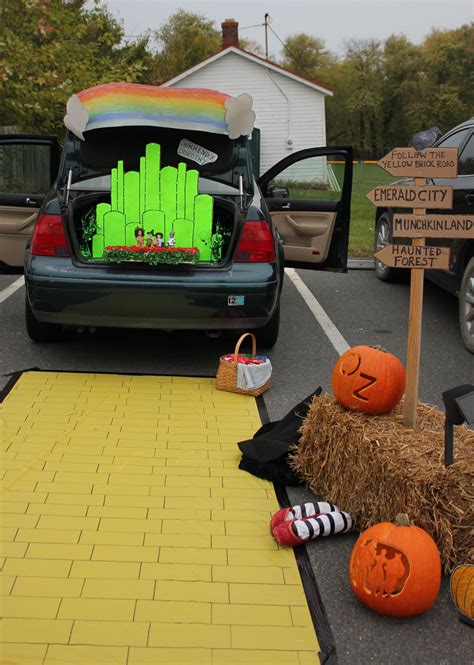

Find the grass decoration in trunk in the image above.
[
  {"left": 104, "top": 246, "right": 199, "bottom": 265},
  {"left": 290, "top": 394, "right": 474, "bottom": 573}
]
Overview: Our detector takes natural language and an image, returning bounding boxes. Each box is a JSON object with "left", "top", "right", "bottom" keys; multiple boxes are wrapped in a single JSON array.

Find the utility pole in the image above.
[{"left": 264, "top": 13, "right": 269, "bottom": 60}]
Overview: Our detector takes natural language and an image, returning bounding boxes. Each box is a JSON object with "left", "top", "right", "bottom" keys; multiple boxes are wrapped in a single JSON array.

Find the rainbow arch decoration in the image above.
[{"left": 64, "top": 82, "right": 255, "bottom": 140}]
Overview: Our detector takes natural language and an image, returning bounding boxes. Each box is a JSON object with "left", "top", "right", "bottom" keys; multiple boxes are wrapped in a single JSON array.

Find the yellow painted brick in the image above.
[
  {"left": 61, "top": 443, "right": 105, "bottom": 455},
  {"left": 212, "top": 535, "right": 278, "bottom": 550},
  {"left": 162, "top": 520, "right": 224, "bottom": 536},
  {"left": 129, "top": 647, "right": 212, "bottom": 664},
  {"left": 12, "top": 576, "right": 84, "bottom": 597},
  {"left": 135, "top": 599, "right": 211, "bottom": 623},
  {"left": 291, "top": 605, "right": 314, "bottom": 627},
  {"left": 224, "top": 498, "right": 279, "bottom": 511},
  {"left": 16, "top": 528, "right": 80, "bottom": 543},
  {"left": 212, "top": 565, "right": 285, "bottom": 584},
  {"left": 231, "top": 625, "right": 317, "bottom": 651},
  {"left": 53, "top": 471, "right": 110, "bottom": 484},
  {"left": 61, "top": 453, "right": 115, "bottom": 464},
  {"left": 284, "top": 567, "right": 303, "bottom": 585},
  {"left": 210, "top": 467, "right": 249, "bottom": 477},
  {"left": 37, "top": 515, "right": 100, "bottom": 530},
  {"left": 1, "top": 574, "right": 15, "bottom": 594},
  {"left": 44, "top": 644, "right": 128, "bottom": 665},
  {"left": 165, "top": 457, "right": 222, "bottom": 468},
  {"left": 147, "top": 534, "right": 211, "bottom": 549},
  {"left": 0, "top": 617, "right": 72, "bottom": 643},
  {"left": 37, "top": 482, "right": 94, "bottom": 494},
  {"left": 44, "top": 461, "right": 99, "bottom": 472},
  {"left": 99, "top": 517, "right": 162, "bottom": 533},
  {"left": 1, "top": 513, "right": 39, "bottom": 528},
  {"left": 105, "top": 495, "right": 164, "bottom": 508},
  {"left": 225, "top": 521, "right": 272, "bottom": 536},
  {"left": 3, "top": 470, "right": 55, "bottom": 484},
  {"left": 27, "top": 503, "right": 87, "bottom": 517},
  {"left": 44, "top": 491, "right": 104, "bottom": 505},
  {"left": 159, "top": 546, "right": 226, "bottom": 565},
  {"left": 141, "top": 563, "right": 211, "bottom": 582},
  {"left": 0, "top": 643, "right": 47, "bottom": 665},
  {"left": 154, "top": 580, "right": 228, "bottom": 603},
  {"left": 26, "top": 543, "right": 93, "bottom": 560},
  {"left": 230, "top": 583, "right": 308, "bottom": 606},
  {"left": 166, "top": 440, "right": 219, "bottom": 451},
  {"left": 227, "top": 549, "right": 294, "bottom": 567},
  {"left": 99, "top": 463, "right": 157, "bottom": 475},
  {"left": 149, "top": 622, "right": 230, "bottom": 649},
  {"left": 0, "top": 541, "right": 28, "bottom": 557},
  {"left": 299, "top": 651, "right": 320, "bottom": 664},
  {"left": 93, "top": 483, "right": 150, "bottom": 496},
  {"left": 164, "top": 476, "right": 221, "bottom": 487},
  {"left": 0, "top": 595, "right": 60, "bottom": 618},
  {"left": 88, "top": 505, "right": 148, "bottom": 518},
  {"left": 81, "top": 578, "right": 154, "bottom": 599},
  {"left": 70, "top": 560, "right": 139, "bottom": 579},
  {"left": 107, "top": 473, "right": 166, "bottom": 487},
  {"left": 79, "top": 530, "right": 144, "bottom": 546},
  {"left": 212, "top": 488, "right": 269, "bottom": 499},
  {"left": 222, "top": 475, "right": 270, "bottom": 489},
  {"left": 58, "top": 597, "right": 135, "bottom": 621},
  {"left": 150, "top": 485, "right": 211, "bottom": 498},
  {"left": 212, "top": 603, "right": 292, "bottom": 626},
  {"left": 148, "top": 508, "right": 210, "bottom": 521},
  {"left": 3, "top": 558, "right": 71, "bottom": 577},
  {"left": 93, "top": 545, "right": 158, "bottom": 563},
  {"left": 70, "top": 619, "right": 148, "bottom": 646},
  {"left": 109, "top": 447, "right": 155, "bottom": 458},
  {"left": 213, "top": 649, "right": 300, "bottom": 664},
  {"left": 164, "top": 497, "right": 223, "bottom": 510}
]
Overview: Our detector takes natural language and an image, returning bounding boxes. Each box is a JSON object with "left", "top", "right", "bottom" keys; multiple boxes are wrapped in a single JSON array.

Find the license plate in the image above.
[{"left": 228, "top": 295, "right": 245, "bottom": 306}]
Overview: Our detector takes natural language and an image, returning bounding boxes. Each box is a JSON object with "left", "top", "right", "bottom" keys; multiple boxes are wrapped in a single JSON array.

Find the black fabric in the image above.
[{"left": 237, "top": 387, "right": 322, "bottom": 484}]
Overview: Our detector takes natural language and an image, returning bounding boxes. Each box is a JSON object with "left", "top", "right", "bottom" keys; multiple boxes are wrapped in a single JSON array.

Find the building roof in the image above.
[{"left": 162, "top": 46, "right": 334, "bottom": 97}]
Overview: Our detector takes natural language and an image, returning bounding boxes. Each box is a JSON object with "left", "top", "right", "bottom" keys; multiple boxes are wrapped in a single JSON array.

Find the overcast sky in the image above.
[{"left": 92, "top": 0, "right": 473, "bottom": 56}]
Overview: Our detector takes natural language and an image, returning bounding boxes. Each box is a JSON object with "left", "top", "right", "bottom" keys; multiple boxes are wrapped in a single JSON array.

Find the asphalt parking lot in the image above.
[{"left": 1, "top": 266, "right": 473, "bottom": 664}]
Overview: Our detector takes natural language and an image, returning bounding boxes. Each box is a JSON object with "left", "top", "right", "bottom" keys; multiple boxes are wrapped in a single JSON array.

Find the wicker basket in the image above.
[{"left": 216, "top": 333, "right": 271, "bottom": 396}]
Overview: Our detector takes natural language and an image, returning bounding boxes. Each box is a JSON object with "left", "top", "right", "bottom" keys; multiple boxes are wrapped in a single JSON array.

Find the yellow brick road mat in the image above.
[{"left": 1, "top": 371, "right": 323, "bottom": 665}]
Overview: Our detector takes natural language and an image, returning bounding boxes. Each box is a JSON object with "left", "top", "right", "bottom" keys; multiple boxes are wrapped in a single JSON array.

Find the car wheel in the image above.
[
  {"left": 25, "top": 297, "right": 64, "bottom": 343},
  {"left": 459, "top": 257, "right": 474, "bottom": 353},
  {"left": 374, "top": 213, "right": 403, "bottom": 282},
  {"left": 256, "top": 303, "right": 280, "bottom": 349}
]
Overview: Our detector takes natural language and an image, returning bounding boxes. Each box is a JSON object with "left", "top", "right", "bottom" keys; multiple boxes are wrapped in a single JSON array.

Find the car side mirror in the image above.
[{"left": 267, "top": 186, "right": 289, "bottom": 199}]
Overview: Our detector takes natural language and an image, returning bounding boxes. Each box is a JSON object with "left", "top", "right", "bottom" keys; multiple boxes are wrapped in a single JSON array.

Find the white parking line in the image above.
[
  {"left": 0, "top": 277, "right": 24, "bottom": 304},
  {"left": 285, "top": 268, "right": 350, "bottom": 356}
]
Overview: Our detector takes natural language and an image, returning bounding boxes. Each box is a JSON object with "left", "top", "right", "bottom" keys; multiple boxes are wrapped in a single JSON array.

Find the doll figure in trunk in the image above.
[
  {"left": 154, "top": 232, "right": 164, "bottom": 247},
  {"left": 134, "top": 227, "right": 145, "bottom": 247},
  {"left": 167, "top": 230, "right": 176, "bottom": 247},
  {"left": 146, "top": 230, "right": 154, "bottom": 247}
]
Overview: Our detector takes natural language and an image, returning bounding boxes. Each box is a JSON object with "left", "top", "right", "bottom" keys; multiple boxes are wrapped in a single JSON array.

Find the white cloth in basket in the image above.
[{"left": 236, "top": 359, "right": 272, "bottom": 391}]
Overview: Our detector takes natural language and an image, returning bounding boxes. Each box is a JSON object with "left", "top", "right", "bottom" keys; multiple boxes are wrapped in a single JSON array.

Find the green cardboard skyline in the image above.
[{"left": 92, "top": 143, "right": 213, "bottom": 261}]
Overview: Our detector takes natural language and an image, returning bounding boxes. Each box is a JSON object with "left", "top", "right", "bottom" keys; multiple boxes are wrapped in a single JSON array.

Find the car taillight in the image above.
[
  {"left": 234, "top": 221, "right": 276, "bottom": 263},
  {"left": 31, "top": 214, "right": 70, "bottom": 257}
]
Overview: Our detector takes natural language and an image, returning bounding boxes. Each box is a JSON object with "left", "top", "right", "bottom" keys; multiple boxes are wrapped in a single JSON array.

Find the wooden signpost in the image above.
[{"left": 369, "top": 147, "right": 474, "bottom": 428}]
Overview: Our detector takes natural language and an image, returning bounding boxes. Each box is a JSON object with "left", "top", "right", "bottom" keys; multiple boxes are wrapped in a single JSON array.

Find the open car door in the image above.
[
  {"left": 0, "top": 135, "right": 60, "bottom": 268},
  {"left": 258, "top": 147, "right": 352, "bottom": 271}
]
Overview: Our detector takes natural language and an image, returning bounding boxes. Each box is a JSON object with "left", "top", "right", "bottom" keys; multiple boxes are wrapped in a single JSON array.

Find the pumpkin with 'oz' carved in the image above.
[
  {"left": 450, "top": 564, "right": 474, "bottom": 621},
  {"left": 332, "top": 345, "right": 406, "bottom": 415},
  {"left": 349, "top": 513, "right": 441, "bottom": 617}
]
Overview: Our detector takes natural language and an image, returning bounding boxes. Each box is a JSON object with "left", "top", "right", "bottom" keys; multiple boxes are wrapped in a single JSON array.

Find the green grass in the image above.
[{"left": 286, "top": 163, "right": 394, "bottom": 256}]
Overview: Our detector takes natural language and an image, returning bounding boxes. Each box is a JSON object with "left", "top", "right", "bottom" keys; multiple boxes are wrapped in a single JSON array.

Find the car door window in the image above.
[
  {"left": 458, "top": 134, "right": 474, "bottom": 176},
  {"left": 436, "top": 129, "right": 470, "bottom": 150},
  {"left": 266, "top": 155, "right": 343, "bottom": 202},
  {"left": 0, "top": 143, "right": 52, "bottom": 195}
]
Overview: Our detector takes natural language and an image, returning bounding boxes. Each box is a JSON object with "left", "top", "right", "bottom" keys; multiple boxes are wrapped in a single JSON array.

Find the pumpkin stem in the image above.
[
  {"left": 395, "top": 513, "right": 411, "bottom": 526},
  {"left": 369, "top": 345, "right": 387, "bottom": 352}
]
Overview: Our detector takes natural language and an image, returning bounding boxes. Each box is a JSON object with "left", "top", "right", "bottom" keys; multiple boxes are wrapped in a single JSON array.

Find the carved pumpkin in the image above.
[
  {"left": 450, "top": 564, "right": 474, "bottom": 620},
  {"left": 332, "top": 345, "right": 406, "bottom": 415},
  {"left": 349, "top": 513, "right": 441, "bottom": 617}
]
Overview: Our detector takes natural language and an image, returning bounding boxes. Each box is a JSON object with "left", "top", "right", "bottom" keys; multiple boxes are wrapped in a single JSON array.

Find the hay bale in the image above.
[{"left": 290, "top": 394, "right": 474, "bottom": 573}]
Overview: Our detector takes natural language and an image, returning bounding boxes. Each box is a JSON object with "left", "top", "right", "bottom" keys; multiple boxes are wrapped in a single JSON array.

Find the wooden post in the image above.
[{"left": 403, "top": 177, "right": 426, "bottom": 428}]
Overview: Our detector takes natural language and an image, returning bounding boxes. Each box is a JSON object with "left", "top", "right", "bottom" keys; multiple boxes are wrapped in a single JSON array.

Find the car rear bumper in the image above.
[{"left": 25, "top": 257, "right": 281, "bottom": 330}]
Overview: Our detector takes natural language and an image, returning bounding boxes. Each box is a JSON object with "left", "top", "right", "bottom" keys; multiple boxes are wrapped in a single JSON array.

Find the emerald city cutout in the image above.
[{"left": 92, "top": 143, "right": 214, "bottom": 261}]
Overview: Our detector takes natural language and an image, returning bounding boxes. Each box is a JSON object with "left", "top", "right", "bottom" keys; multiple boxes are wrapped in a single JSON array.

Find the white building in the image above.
[{"left": 162, "top": 19, "right": 333, "bottom": 180}]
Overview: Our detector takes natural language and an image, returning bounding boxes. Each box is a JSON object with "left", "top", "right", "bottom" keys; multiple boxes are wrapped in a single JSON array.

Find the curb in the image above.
[{"left": 348, "top": 257, "right": 374, "bottom": 270}]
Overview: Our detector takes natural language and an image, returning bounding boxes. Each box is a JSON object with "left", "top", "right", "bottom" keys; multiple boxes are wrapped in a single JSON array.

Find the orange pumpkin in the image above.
[
  {"left": 450, "top": 564, "right": 474, "bottom": 620},
  {"left": 332, "top": 345, "right": 406, "bottom": 415},
  {"left": 349, "top": 513, "right": 441, "bottom": 617}
]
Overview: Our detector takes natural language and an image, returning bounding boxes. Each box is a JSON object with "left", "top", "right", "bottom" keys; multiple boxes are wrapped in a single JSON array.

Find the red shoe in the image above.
[
  {"left": 270, "top": 501, "right": 340, "bottom": 533},
  {"left": 273, "top": 511, "right": 353, "bottom": 548}
]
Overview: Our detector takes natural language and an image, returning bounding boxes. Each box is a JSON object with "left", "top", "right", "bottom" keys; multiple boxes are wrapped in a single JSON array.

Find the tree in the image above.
[
  {"left": 0, "top": 0, "right": 153, "bottom": 136},
  {"left": 282, "top": 33, "right": 336, "bottom": 85},
  {"left": 151, "top": 11, "right": 220, "bottom": 83}
]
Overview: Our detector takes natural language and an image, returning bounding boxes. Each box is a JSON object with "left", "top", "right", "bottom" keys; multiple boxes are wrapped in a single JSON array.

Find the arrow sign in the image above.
[
  {"left": 374, "top": 243, "right": 450, "bottom": 269},
  {"left": 366, "top": 185, "right": 453, "bottom": 209},
  {"left": 378, "top": 147, "right": 458, "bottom": 178},
  {"left": 393, "top": 214, "right": 474, "bottom": 238}
]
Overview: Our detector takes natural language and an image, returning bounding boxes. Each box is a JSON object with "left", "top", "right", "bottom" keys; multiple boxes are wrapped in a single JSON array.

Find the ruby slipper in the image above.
[
  {"left": 270, "top": 501, "right": 340, "bottom": 533},
  {"left": 273, "top": 511, "right": 353, "bottom": 547}
]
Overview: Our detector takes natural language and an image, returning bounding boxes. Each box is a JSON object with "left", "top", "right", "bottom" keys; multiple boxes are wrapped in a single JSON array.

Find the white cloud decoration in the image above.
[
  {"left": 64, "top": 94, "right": 89, "bottom": 140},
  {"left": 224, "top": 94, "right": 256, "bottom": 139}
]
